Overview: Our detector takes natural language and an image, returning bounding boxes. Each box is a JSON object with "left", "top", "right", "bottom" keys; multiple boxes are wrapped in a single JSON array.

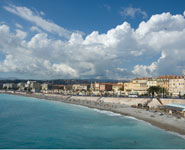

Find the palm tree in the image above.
[
  {"left": 147, "top": 86, "right": 162, "bottom": 98},
  {"left": 146, "top": 86, "right": 164, "bottom": 107},
  {"left": 159, "top": 87, "right": 168, "bottom": 98}
]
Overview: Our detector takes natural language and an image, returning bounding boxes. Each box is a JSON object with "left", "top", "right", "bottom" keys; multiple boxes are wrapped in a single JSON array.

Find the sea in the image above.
[{"left": 0, "top": 94, "right": 185, "bottom": 149}]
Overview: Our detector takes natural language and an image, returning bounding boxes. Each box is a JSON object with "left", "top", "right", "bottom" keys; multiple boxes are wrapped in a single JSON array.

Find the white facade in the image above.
[
  {"left": 17, "top": 83, "right": 25, "bottom": 91},
  {"left": 3, "top": 83, "right": 16, "bottom": 89},
  {"left": 72, "top": 84, "right": 88, "bottom": 91},
  {"left": 90, "top": 82, "right": 99, "bottom": 91},
  {"left": 26, "top": 81, "right": 41, "bottom": 92},
  {"left": 169, "top": 77, "right": 185, "bottom": 97},
  {"left": 41, "top": 83, "right": 52, "bottom": 91},
  {"left": 147, "top": 78, "right": 158, "bottom": 88}
]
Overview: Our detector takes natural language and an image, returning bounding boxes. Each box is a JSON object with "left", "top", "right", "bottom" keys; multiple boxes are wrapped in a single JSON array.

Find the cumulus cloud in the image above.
[
  {"left": 132, "top": 63, "right": 157, "bottom": 77},
  {"left": 120, "top": 6, "right": 148, "bottom": 19},
  {"left": 0, "top": 9, "right": 185, "bottom": 79},
  {"left": 4, "top": 5, "right": 71, "bottom": 38},
  {"left": 15, "top": 30, "right": 27, "bottom": 39},
  {"left": 136, "top": 12, "right": 185, "bottom": 35}
]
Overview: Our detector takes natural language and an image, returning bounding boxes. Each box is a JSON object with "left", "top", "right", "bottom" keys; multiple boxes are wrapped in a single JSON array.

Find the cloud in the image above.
[
  {"left": 15, "top": 23, "right": 23, "bottom": 29},
  {"left": 132, "top": 63, "right": 157, "bottom": 77},
  {"left": 120, "top": 6, "right": 148, "bottom": 19},
  {"left": 4, "top": 5, "right": 71, "bottom": 38},
  {"left": 40, "top": 11, "right": 45, "bottom": 16},
  {"left": 15, "top": 29, "right": 27, "bottom": 39},
  {"left": 104, "top": 4, "right": 111, "bottom": 11},
  {"left": 30, "top": 26, "right": 42, "bottom": 33},
  {"left": 136, "top": 12, "right": 185, "bottom": 35},
  {"left": 0, "top": 10, "right": 185, "bottom": 79}
]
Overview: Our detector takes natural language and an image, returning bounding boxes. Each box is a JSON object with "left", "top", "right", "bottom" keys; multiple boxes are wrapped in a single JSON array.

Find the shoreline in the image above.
[{"left": 1, "top": 91, "right": 185, "bottom": 136}]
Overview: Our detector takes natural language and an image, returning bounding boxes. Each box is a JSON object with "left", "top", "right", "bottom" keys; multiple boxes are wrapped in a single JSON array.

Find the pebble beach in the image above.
[{"left": 1, "top": 91, "right": 185, "bottom": 136}]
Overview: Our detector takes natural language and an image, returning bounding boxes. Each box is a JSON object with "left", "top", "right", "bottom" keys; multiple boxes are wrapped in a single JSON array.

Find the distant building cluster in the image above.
[
  {"left": 1, "top": 75, "right": 185, "bottom": 97},
  {"left": 124, "top": 75, "right": 185, "bottom": 97}
]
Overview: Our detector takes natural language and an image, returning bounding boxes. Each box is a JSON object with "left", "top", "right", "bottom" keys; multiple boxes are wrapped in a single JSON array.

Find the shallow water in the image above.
[{"left": 0, "top": 94, "right": 185, "bottom": 149}]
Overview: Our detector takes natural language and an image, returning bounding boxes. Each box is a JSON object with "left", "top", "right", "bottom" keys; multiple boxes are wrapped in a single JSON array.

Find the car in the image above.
[{"left": 128, "top": 94, "right": 138, "bottom": 98}]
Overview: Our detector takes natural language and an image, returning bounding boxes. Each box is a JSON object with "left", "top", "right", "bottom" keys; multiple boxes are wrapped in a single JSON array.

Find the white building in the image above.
[
  {"left": 25, "top": 81, "right": 41, "bottom": 92},
  {"left": 169, "top": 76, "right": 185, "bottom": 97},
  {"left": 3, "top": 83, "right": 17, "bottom": 90},
  {"left": 147, "top": 78, "right": 158, "bottom": 88},
  {"left": 17, "top": 82, "right": 26, "bottom": 91},
  {"left": 41, "top": 83, "right": 52, "bottom": 91},
  {"left": 90, "top": 82, "right": 99, "bottom": 91}
]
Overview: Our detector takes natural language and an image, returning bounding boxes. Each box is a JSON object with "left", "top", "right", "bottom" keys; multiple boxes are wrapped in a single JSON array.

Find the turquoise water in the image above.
[{"left": 0, "top": 94, "right": 185, "bottom": 149}]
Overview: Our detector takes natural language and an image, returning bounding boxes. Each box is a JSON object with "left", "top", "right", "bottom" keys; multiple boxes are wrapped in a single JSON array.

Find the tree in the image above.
[
  {"left": 119, "top": 88, "right": 123, "bottom": 91},
  {"left": 119, "top": 88, "right": 123, "bottom": 96},
  {"left": 112, "top": 89, "right": 116, "bottom": 96},
  {"left": 89, "top": 89, "right": 93, "bottom": 96},
  {"left": 159, "top": 87, "right": 168, "bottom": 97},
  {"left": 126, "top": 89, "right": 131, "bottom": 95},
  {"left": 147, "top": 86, "right": 163, "bottom": 98},
  {"left": 146, "top": 86, "right": 164, "bottom": 107}
]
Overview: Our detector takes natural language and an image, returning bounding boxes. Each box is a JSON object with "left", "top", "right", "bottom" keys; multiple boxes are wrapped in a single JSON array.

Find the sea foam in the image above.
[
  {"left": 91, "top": 108, "right": 122, "bottom": 116},
  {"left": 125, "top": 116, "right": 139, "bottom": 121},
  {"left": 167, "top": 131, "right": 185, "bottom": 140}
]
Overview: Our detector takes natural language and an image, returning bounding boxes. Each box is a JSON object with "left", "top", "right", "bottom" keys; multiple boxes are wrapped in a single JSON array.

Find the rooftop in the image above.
[{"left": 163, "top": 103, "right": 185, "bottom": 111}]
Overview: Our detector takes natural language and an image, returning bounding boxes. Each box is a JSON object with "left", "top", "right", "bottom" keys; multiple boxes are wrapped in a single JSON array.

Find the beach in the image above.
[{"left": 1, "top": 91, "right": 185, "bottom": 135}]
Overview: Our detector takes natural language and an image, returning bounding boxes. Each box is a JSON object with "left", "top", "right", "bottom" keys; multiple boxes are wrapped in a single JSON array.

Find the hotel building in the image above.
[{"left": 169, "top": 76, "right": 185, "bottom": 97}]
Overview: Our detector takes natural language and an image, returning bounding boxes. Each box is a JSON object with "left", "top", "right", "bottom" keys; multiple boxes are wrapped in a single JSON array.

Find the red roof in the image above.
[
  {"left": 133, "top": 77, "right": 149, "bottom": 80},
  {"left": 158, "top": 75, "right": 176, "bottom": 79},
  {"left": 53, "top": 85, "right": 65, "bottom": 87}
]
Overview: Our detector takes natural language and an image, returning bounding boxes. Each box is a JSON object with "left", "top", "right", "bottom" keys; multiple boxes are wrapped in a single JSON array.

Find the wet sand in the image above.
[{"left": 1, "top": 91, "right": 185, "bottom": 135}]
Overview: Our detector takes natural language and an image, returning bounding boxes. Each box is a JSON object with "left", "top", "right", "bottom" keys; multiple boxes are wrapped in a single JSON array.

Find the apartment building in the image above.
[
  {"left": 99, "top": 83, "right": 106, "bottom": 92},
  {"left": 112, "top": 83, "right": 123, "bottom": 92},
  {"left": 147, "top": 77, "right": 158, "bottom": 88},
  {"left": 3, "top": 83, "right": 17, "bottom": 90},
  {"left": 124, "top": 82, "right": 133, "bottom": 95},
  {"left": 25, "top": 81, "right": 41, "bottom": 92},
  {"left": 17, "top": 82, "right": 26, "bottom": 91},
  {"left": 90, "top": 82, "right": 100, "bottom": 91},
  {"left": 72, "top": 84, "right": 90, "bottom": 91},
  {"left": 169, "top": 76, "right": 185, "bottom": 97},
  {"left": 52, "top": 85, "right": 65, "bottom": 94},
  {"left": 132, "top": 78, "right": 148, "bottom": 95},
  {"left": 41, "top": 83, "right": 52, "bottom": 91},
  {"left": 157, "top": 75, "right": 175, "bottom": 92}
]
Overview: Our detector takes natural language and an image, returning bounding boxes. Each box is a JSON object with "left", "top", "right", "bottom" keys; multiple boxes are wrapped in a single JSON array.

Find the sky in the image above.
[{"left": 0, "top": 0, "right": 185, "bottom": 80}]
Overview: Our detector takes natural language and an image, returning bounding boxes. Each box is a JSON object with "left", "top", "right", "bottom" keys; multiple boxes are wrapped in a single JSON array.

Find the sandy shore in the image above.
[{"left": 1, "top": 91, "right": 185, "bottom": 135}]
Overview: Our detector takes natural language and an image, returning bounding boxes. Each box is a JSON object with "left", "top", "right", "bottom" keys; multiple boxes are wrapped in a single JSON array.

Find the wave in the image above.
[
  {"left": 91, "top": 108, "right": 122, "bottom": 116},
  {"left": 91, "top": 108, "right": 143, "bottom": 121},
  {"left": 73, "top": 104, "right": 90, "bottom": 109},
  {"left": 91, "top": 108, "right": 145, "bottom": 122},
  {"left": 167, "top": 131, "right": 185, "bottom": 140},
  {"left": 125, "top": 116, "right": 140, "bottom": 121}
]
